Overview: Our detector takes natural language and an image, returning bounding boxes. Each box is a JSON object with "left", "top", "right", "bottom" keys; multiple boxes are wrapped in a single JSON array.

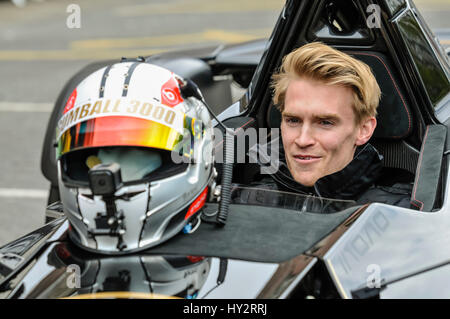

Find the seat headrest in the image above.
[
  {"left": 268, "top": 51, "right": 413, "bottom": 140},
  {"left": 347, "top": 51, "right": 412, "bottom": 139}
]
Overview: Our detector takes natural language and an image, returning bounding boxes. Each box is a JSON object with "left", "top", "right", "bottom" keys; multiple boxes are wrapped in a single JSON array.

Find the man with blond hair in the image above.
[{"left": 266, "top": 42, "right": 411, "bottom": 206}]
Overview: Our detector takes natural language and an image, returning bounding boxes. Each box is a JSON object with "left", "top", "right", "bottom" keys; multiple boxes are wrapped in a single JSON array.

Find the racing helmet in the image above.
[{"left": 56, "top": 61, "right": 215, "bottom": 254}]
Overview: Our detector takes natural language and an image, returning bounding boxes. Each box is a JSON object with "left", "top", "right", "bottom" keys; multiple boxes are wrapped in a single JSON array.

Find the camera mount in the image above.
[{"left": 87, "top": 163, "right": 127, "bottom": 251}]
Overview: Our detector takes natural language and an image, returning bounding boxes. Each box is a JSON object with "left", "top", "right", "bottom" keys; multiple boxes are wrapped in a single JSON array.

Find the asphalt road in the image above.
[{"left": 0, "top": 0, "right": 449, "bottom": 247}]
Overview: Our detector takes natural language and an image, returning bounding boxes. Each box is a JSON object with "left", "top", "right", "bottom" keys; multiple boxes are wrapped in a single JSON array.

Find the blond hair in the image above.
[{"left": 271, "top": 42, "right": 381, "bottom": 124}]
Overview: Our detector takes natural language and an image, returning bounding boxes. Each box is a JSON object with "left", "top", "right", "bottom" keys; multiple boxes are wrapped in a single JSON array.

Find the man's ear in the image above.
[{"left": 355, "top": 116, "right": 377, "bottom": 146}]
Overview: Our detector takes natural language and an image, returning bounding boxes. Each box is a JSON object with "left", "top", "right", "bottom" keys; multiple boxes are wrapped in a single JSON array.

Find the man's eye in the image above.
[
  {"left": 319, "top": 120, "right": 334, "bottom": 126},
  {"left": 284, "top": 117, "right": 299, "bottom": 124}
]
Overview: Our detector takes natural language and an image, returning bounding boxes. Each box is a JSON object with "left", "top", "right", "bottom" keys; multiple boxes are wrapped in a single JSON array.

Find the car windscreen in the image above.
[{"left": 230, "top": 185, "right": 357, "bottom": 214}]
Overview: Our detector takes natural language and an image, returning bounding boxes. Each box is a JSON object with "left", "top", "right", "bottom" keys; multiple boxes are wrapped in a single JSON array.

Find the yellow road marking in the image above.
[
  {"left": 114, "top": 0, "right": 285, "bottom": 17},
  {"left": 71, "top": 34, "right": 202, "bottom": 50},
  {"left": 0, "top": 29, "right": 270, "bottom": 61},
  {"left": 0, "top": 26, "right": 445, "bottom": 62},
  {"left": 0, "top": 49, "right": 165, "bottom": 61},
  {"left": 71, "top": 29, "right": 270, "bottom": 50}
]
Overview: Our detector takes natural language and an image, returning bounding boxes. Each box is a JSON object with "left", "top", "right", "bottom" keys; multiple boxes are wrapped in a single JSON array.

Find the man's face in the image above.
[{"left": 281, "top": 77, "right": 375, "bottom": 187}]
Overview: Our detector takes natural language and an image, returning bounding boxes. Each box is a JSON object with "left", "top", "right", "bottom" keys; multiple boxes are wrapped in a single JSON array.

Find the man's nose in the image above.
[{"left": 294, "top": 124, "right": 315, "bottom": 148}]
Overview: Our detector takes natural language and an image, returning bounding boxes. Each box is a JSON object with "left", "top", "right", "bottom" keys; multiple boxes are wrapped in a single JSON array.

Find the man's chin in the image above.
[
  {"left": 292, "top": 174, "right": 317, "bottom": 187},
  {"left": 286, "top": 161, "right": 318, "bottom": 186}
]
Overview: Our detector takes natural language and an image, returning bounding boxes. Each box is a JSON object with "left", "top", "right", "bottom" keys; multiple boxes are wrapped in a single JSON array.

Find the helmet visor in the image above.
[{"left": 56, "top": 111, "right": 202, "bottom": 160}]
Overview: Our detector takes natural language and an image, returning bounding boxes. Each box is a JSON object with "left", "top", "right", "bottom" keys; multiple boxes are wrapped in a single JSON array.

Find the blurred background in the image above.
[{"left": 0, "top": 0, "right": 449, "bottom": 246}]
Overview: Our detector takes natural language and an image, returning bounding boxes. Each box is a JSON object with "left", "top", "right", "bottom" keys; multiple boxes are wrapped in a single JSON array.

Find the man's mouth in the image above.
[{"left": 293, "top": 155, "right": 321, "bottom": 162}]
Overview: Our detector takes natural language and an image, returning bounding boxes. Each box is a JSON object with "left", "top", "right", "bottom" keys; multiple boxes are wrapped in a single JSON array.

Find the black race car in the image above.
[{"left": 1, "top": 0, "right": 450, "bottom": 299}]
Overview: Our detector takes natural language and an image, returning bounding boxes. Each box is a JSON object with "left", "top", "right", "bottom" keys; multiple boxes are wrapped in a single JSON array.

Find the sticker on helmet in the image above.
[
  {"left": 161, "top": 77, "right": 183, "bottom": 107},
  {"left": 63, "top": 89, "right": 77, "bottom": 114},
  {"left": 57, "top": 97, "right": 185, "bottom": 139},
  {"left": 185, "top": 187, "right": 208, "bottom": 220}
]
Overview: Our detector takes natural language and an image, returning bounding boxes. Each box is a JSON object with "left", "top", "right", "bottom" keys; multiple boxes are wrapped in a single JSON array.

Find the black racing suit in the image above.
[{"left": 236, "top": 143, "right": 413, "bottom": 209}]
